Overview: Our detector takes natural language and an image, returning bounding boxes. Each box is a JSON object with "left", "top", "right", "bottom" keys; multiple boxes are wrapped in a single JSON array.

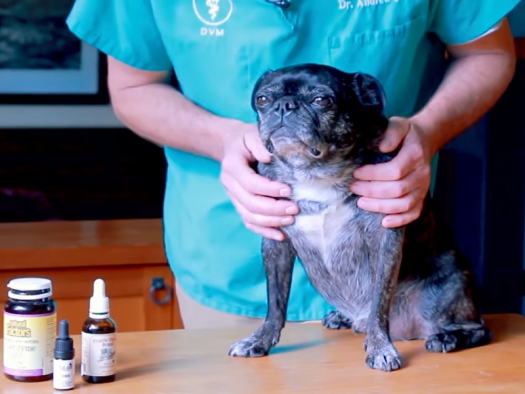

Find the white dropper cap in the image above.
[{"left": 89, "top": 278, "right": 109, "bottom": 318}]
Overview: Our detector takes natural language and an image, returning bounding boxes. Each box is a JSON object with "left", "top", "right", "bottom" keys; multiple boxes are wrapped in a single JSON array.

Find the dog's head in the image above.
[{"left": 251, "top": 63, "right": 388, "bottom": 173}]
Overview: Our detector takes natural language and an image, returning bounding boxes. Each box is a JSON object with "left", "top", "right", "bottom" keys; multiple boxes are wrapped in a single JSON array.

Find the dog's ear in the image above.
[
  {"left": 350, "top": 72, "right": 387, "bottom": 115},
  {"left": 251, "top": 69, "right": 275, "bottom": 111}
]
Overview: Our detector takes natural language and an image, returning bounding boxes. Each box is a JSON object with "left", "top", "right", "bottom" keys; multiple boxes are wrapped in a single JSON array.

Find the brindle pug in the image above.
[{"left": 228, "top": 63, "right": 491, "bottom": 372}]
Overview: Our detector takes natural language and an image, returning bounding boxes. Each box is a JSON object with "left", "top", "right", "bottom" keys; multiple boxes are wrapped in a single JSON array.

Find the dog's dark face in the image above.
[{"left": 252, "top": 64, "right": 388, "bottom": 172}]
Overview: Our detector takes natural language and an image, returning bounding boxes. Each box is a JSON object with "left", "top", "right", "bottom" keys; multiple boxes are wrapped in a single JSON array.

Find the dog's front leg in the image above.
[
  {"left": 228, "top": 237, "right": 295, "bottom": 357},
  {"left": 364, "top": 227, "right": 404, "bottom": 372}
]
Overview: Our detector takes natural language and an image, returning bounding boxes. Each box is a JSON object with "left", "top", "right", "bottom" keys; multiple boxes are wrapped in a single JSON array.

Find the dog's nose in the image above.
[{"left": 273, "top": 97, "right": 299, "bottom": 116}]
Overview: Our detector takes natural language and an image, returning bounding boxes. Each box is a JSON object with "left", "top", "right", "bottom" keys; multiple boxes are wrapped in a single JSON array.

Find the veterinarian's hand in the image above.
[
  {"left": 349, "top": 117, "right": 431, "bottom": 228},
  {"left": 220, "top": 123, "right": 298, "bottom": 241}
]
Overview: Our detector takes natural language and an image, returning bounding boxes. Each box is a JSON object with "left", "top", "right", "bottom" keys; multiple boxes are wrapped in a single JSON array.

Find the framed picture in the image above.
[{"left": 0, "top": 0, "right": 109, "bottom": 105}]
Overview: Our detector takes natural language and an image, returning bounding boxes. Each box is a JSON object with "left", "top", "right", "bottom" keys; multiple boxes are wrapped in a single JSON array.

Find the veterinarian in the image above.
[{"left": 67, "top": 0, "right": 518, "bottom": 329}]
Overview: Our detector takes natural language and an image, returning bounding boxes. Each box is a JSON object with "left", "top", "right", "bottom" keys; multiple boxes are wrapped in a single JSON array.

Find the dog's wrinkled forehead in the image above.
[{"left": 253, "top": 65, "right": 343, "bottom": 98}]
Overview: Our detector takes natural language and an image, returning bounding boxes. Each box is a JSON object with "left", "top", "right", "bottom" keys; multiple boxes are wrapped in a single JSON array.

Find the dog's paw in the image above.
[
  {"left": 425, "top": 333, "right": 458, "bottom": 353},
  {"left": 365, "top": 344, "right": 402, "bottom": 372},
  {"left": 228, "top": 330, "right": 280, "bottom": 358},
  {"left": 322, "top": 310, "right": 353, "bottom": 330}
]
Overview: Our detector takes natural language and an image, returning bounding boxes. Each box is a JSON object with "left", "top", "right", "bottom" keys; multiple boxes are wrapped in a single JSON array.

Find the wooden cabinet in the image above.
[{"left": 0, "top": 219, "right": 183, "bottom": 338}]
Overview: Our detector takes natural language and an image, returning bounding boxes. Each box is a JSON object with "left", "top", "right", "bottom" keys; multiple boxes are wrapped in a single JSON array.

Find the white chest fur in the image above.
[{"left": 292, "top": 179, "right": 354, "bottom": 260}]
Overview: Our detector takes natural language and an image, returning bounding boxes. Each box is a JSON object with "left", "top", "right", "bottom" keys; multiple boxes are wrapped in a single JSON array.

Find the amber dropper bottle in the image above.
[{"left": 81, "top": 278, "right": 117, "bottom": 383}]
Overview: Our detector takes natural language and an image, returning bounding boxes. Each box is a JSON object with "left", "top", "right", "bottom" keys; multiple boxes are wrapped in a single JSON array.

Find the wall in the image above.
[{"left": 0, "top": 105, "right": 121, "bottom": 129}]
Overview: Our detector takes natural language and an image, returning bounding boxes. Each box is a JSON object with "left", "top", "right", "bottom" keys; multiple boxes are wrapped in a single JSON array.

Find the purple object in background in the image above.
[{"left": 0, "top": 188, "right": 61, "bottom": 222}]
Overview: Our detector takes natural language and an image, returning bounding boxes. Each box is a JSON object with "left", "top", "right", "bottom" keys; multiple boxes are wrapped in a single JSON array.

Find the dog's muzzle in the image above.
[
  {"left": 261, "top": 97, "right": 326, "bottom": 159},
  {"left": 265, "top": 127, "right": 325, "bottom": 159}
]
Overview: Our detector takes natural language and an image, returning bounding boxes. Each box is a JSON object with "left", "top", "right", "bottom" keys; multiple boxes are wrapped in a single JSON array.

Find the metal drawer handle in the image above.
[{"left": 149, "top": 277, "right": 172, "bottom": 306}]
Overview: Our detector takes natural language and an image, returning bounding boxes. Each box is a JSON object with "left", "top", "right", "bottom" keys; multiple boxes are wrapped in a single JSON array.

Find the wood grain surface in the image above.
[{"left": 1, "top": 314, "right": 524, "bottom": 393}]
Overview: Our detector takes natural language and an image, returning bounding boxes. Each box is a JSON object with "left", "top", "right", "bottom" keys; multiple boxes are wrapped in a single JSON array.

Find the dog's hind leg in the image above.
[
  {"left": 425, "top": 323, "right": 492, "bottom": 353},
  {"left": 419, "top": 251, "right": 492, "bottom": 353},
  {"left": 322, "top": 310, "right": 353, "bottom": 330},
  {"left": 228, "top": 237, "right": 296, "bottom": 357}
]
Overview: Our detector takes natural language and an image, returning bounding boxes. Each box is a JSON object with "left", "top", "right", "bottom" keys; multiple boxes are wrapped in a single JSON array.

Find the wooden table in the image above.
[{"left": 1, "top": 314, "right": 525, "bottom": 393}]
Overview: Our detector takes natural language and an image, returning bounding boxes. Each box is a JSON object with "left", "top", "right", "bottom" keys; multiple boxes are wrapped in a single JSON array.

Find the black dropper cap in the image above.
[{"left": 54, "top": 319, "right": 75, "bottom": 360}]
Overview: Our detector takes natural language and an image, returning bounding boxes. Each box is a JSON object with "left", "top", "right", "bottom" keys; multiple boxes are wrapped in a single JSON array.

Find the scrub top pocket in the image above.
[{"left": 327, "top": 15, "right": 430, "bottom": 118}]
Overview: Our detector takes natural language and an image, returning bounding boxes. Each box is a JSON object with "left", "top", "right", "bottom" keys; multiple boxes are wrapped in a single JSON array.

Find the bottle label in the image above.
[
  {"left": 2, "top": 311, "right": 56, "bottom": 376},
  {"left": 53, "top": 358, "right": 75, "bottom": 390},
  {"left": 81, "top": 332, "right": 116, "bottom": 377}
]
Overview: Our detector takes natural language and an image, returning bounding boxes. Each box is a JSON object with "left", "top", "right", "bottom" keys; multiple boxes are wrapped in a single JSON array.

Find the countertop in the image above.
[{"left": 2, "top": 313, "right": 525, "bottom": 393}]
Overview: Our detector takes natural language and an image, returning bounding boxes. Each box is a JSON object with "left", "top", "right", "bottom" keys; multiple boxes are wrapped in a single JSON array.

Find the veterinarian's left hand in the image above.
[{"left": 349, "top": 117, "right": 431, "bottom": 228}]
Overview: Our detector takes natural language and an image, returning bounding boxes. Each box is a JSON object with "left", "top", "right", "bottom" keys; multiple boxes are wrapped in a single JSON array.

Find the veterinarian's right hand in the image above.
[{"left": 219, "top": 123, "right": 298, "bottom": 241}]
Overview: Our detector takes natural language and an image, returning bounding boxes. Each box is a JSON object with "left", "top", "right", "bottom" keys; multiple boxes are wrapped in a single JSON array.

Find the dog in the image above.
[{"left": 227, "top": 63, "right": 491, "bottom": 372}]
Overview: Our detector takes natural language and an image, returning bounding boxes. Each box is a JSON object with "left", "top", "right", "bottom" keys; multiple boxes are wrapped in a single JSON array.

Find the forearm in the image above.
[
  {"left": 411, "top": 42, "right": 515, "bottom": 156},
  {"left": 110, "top": 81, "right": 239, "bottom": 162}
]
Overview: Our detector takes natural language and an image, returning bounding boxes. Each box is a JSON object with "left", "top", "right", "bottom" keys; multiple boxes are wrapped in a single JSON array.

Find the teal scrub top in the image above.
[{"left": 67, "top": 0, "right": 519, "bottom": 321}]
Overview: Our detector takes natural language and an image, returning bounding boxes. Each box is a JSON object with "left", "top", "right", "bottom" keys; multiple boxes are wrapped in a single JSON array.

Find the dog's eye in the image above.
[
  {"left": 256, "top": 95, "right": 271, "bottom": 106},
  {"left": 308, "top": 147, "right": 322, "bottom": 157},
  {"left": 312, "top": 96, "right": 333, "bottom": 107}
]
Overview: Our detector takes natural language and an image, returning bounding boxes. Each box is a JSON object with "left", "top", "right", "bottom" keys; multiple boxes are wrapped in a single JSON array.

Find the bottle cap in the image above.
[
  {"left": 7, "top": 277, "right": 52, "bottom": 300},
  {"left": 89, "top": 278, "right": 109, "bottom": 317},
  {"left": 54, "top": 319, "right": 75, "bottom": 359},
  {"left": 7, "top": 277, "right": 51, "bottom": 291}
]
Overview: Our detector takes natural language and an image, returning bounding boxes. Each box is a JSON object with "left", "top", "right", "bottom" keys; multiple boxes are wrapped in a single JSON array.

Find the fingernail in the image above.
[
  {"left": 285, "top": 205, "right": 298, "bottom": 215},
  {"left": 379, "top": 139, "right": 392, "bottom": 150},
  {"left": 349, "top": 183, "right": 360, "bottom": 193},
  {"left": 280, "top": 188, "right": 291, "bottom": 197},
  {"left": 356, "top": 198, "right": 367, "bottom": 209},
  {"left": 269, "top": 231, "right": 284, "bottom": 241},
  {"left": 281, "top": 217, "right": 294, "bottom": 225}
]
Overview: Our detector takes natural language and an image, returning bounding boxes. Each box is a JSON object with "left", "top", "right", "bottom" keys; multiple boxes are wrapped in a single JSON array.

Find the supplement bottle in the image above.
[
  {"left": 81, "top": 278, "right": 117, "bottom": 383},
  {"left": 3, "top": 277, "right": 56, "bottom": 382},
  {"left": 53, "top": 319, "right": 75, "bottom": 390}
]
